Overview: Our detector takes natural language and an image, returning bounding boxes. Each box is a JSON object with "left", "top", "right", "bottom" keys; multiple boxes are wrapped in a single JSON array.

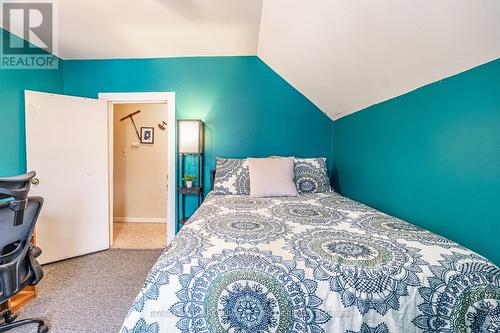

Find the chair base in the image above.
[{"left": 0, "top": 310, "right": 48, "bottom": 333}]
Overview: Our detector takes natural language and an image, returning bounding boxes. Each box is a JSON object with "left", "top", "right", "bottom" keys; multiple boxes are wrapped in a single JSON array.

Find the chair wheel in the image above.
[
  {"left": 38, "top": 323, "right": 49, "bottom": 333},
  {"left": 4, "top": 312, "right": 17, "bottom": 323}
]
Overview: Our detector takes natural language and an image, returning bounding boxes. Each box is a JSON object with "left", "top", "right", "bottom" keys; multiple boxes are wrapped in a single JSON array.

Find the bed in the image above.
[{"left": 120, "top": 190, "right": 499, "bottom": 332}]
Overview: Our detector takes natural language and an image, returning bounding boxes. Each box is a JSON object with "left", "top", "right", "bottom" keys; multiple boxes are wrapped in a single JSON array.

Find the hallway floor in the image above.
[{"left": 112, "top": 222, "right": 167, "bottom": 249}]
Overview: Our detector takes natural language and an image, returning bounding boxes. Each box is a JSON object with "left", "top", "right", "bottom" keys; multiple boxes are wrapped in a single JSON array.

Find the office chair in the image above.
[{"left": 0, "top": 172, "right": 48, "bottom": 333}]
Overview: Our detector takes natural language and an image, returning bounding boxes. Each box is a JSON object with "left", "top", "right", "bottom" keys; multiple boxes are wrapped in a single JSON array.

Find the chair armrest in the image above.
[
  {"left": 0, "top": 243, "right": 44, "bottom": 299},
  {"left": 30, "top": 245, "right": 42, "bottom": 258},
  {"left": 0, "top": 245, "right": 30, "bottom": 299},
  {"left": 0, "top": 172, "right": 36, "bottom": 183},
  {"left": 28, "top": 246, "right": 44, "bottom": 285}
]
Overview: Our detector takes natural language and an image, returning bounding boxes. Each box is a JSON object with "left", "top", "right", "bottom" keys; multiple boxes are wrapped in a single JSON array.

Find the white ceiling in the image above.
[
  {"left": 44, "top": 0, "right": 263, "bottom": 59},
  {"left": 2, "top": 0, "right": 499, "bottom": 119},
  {"left": 258, "top": 0, "right": 500, "bottom": 120}
]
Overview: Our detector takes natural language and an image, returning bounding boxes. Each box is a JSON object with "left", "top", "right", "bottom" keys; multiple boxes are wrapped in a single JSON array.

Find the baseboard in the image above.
[{"left": 114, "top": 217, "right": 167, "bottom": 223}]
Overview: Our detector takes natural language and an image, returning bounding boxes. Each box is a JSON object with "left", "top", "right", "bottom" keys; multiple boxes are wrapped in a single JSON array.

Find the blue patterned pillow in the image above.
[
  {"left": 213, "top": 158, "right": 250, "bottom": 195},
  {"left": 294, "top": 158, "right": 332, "bottom": 194},
  {"left": 213, "top": 157, "right": 331, "bottom": 195}
]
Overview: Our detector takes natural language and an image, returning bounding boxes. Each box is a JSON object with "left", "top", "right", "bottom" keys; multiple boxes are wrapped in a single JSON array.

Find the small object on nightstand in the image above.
[{"left": 183, "top": 174, "right": 196, "bottom": 188}]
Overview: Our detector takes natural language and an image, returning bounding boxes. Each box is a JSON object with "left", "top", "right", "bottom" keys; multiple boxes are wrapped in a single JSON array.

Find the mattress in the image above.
[{"left": 120, "top": 192, "right": 500, "bottom": 333}]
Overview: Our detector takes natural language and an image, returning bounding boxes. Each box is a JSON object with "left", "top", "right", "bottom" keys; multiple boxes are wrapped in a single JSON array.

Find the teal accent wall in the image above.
[
  {"left": 333, "top": 59, "right": 500, "bottom": 264},
  {"left": 63, "top": 56, "right": 333, "bottom": 163},
  {"left": 1, "top": 54, "right": 333, "bottom": 229},
  {"left": 6, "top": 23, "right": 495, "bottom": 263},
  {"left": 62, "top": 57, "right": 334, "bottom": 191},
  {"left": 0, "top": 31, "right": 333, "bottom": 228},
  {"left": 0, "top": 29, "right": 63, "bottom": 176},
  {"left": 62, "top": 57, "right": 334, "bottom": 227}
]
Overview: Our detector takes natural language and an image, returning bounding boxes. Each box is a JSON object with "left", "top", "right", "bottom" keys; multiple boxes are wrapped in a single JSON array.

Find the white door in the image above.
[{"left": 25, "top": 91, "right": 110, "bottom": 264}]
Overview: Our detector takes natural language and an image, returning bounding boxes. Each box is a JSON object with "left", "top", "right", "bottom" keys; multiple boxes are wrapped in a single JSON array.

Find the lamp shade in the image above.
[{"left": 178, "top": 120, "right": 204, "bottom": 154}]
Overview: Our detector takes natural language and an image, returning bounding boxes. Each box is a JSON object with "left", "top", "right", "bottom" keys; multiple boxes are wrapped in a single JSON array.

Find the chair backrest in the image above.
[
  {"left": 0, "top": 171, "right": 35, "bottom": 198},
  {"left": 0, "top": 197, "right": 42, "bottom": 259},
  {"left": 0, "top": 171, "right": 38, "bottom": 256},
  {"left": 0, "top": 172, "right": 43, "bottom": 301},
  {"left": 0, "top": 171, "right": 36, "bottom": 226}
]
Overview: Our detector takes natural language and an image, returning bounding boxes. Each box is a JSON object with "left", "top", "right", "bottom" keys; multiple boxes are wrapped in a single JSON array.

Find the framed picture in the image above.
[{"left": 140, "top": 127, "right": 154, "bottom": 144}]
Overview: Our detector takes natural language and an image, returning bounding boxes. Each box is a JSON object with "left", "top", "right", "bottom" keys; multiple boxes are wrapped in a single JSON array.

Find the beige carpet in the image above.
[
  {"left": 12, "top": 249, "right": 163, "bottom": 333},
  {"left": 112, "top": 222, "right": 166, "bottom": 249}
]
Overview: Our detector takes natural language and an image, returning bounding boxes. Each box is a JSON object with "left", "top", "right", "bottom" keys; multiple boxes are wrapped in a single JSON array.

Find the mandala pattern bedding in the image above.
[{"left": 121, "top": 192, "right": 500, "bottom": 333}]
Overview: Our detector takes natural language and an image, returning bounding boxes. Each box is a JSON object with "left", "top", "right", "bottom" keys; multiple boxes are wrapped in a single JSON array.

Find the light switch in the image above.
[{"left": 121, "top": 149, "right": 126, "bottom": 157}]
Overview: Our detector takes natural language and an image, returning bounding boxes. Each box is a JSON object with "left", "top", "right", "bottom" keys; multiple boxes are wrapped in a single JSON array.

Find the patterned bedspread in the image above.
[{"left": 121, "top": 192, "right": 500, "bottom": 333}]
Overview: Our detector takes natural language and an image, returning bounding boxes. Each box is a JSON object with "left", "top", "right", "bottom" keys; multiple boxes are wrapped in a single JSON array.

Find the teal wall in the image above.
[
  {"left": 0, "top": 29, "right": 63, "bottom": 176},
  {"left": 333, "top": 59, "right": 500, "bottom": 264},
  {"left": 3, "top": 24, "right": 497, "bottom": 262},
  {"left": 62, "top": 57, "right": 334, "bottom": 191},
  {"left": 63, "top": 56, "right": 335, "bottom": 229},
  {"left": 1, "top": 52, "right": 334, "bottom": 226}
]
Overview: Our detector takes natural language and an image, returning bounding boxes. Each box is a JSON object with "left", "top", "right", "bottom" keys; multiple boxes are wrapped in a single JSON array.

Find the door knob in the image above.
[{"left": 31, "top": 178, "right": 40, "bottom": 185}]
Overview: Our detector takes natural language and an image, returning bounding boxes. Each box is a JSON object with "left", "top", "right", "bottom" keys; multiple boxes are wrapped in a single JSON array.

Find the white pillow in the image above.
[{"left": 248, "top": 157, "right": 298, "bottom": 197}]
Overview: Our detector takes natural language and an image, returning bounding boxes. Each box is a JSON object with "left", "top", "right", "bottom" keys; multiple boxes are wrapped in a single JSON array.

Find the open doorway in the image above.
[
  {"left": 111, "top": 103, "right": 168, "bottom": 249},
  {"left": 99, "top": 92, "right": 176, "bottom": 247}
]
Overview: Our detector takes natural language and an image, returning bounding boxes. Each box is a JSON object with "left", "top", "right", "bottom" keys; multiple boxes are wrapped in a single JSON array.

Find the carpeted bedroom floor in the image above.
[{"left": 11, "top": 249, "right": 162, "bottom": 333}]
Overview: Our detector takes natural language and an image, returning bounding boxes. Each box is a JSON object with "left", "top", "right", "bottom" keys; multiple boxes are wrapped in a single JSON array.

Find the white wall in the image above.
[
  {"left": 113, "top": 103, "right": 168, "bottom": 222},
  {"left": 258, "top": 0, "right": 500, "bottom": 120}
]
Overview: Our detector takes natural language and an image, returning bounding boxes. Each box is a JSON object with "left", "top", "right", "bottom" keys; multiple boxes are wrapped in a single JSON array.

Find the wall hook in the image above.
[{"left": 158, "top": 121, "right": 167, "bottom": 131}]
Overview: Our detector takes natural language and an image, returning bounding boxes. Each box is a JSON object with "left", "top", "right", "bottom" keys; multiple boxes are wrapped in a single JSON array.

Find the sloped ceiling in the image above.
[
  {"left": 1, "top": 0, "right": 499, "bottom": 119},
  {"left": 1, "top": 0, "right": 264, "bottom": 59},
  {"left": 258, "top": 0, "right": 500, "bottom": 119}
]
